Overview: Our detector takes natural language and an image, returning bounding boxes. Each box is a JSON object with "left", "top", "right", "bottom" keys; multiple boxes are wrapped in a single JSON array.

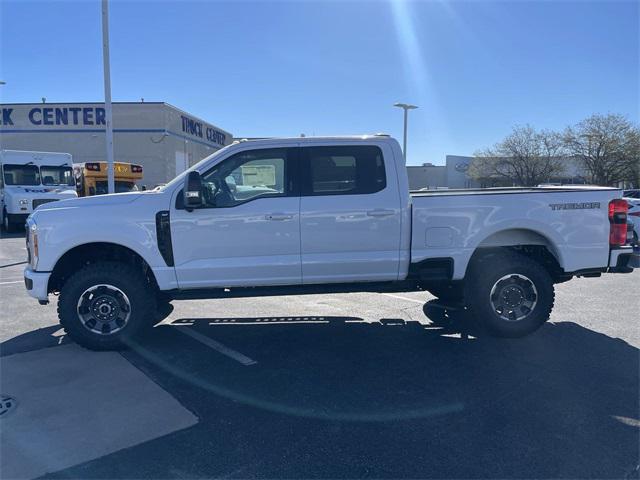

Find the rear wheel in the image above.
[
  {"left": 464, "top": 250, "right": 554, "bottom": 337},
  {"left": 58, "top": 262, "right": 156, "bottom": 350}
]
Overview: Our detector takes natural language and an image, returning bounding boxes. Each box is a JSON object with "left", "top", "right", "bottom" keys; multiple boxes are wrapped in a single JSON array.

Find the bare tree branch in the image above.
[
  {"left": 563, "top": 114, "right": 640, "bottom": 186},
  {"left": 469, "top": 125, "right": 566, "bottom": 186}
]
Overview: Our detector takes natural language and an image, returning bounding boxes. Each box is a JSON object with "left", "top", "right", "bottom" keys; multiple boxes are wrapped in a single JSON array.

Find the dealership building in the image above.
[
  {"left": 407, "top": 154, "right": 590, "bottom": 190},
  {"left": 407, "top": 155, "right": 481, "bottom": 190},
  {"left": 0, "top": 102, "right": 232, "bottom": 188}
]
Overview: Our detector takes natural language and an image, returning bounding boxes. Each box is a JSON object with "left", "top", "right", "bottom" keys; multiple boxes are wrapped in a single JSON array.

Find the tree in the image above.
[
  {"left": 469, "top": 125, "right": 566, "bottom": 187},
  {"left": 563, "top": 113, "right": 640, "bottom": 186}
]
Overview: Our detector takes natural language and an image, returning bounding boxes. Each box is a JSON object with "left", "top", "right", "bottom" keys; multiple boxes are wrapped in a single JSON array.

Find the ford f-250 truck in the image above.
[{"left": 23, "top": 136, "right": 638, "bottom": 350}]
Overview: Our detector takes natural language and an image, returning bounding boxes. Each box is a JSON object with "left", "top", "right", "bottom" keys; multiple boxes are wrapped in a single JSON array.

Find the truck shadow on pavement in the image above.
[
  {"left": 1, "top": 324, "right": 68, "bottom": 357},
  {"left": 97, "top": 306, "right": 640, "bottom": 479},
  {"left": 4, "top": 305, "right": 639, "bottom": 478}
]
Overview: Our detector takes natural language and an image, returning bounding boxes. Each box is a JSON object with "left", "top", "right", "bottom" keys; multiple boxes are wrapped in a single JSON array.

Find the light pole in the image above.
[
  {"left": 393, "top": 102, "right": 418, "bottom": 162},
  {"left": 0, "top": 81, "right": 5, "bottom": 148},
  {"left": 101, "top": 0, "right": 115, "bottom": 194}
]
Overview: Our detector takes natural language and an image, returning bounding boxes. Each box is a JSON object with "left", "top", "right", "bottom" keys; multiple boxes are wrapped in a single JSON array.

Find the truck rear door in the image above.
[{"left": 299, "top": 143, "right": 403, "bottom": 283}]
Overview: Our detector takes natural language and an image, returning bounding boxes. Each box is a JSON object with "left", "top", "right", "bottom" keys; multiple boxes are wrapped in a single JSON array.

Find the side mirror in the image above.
[{"left": 183, "top": 171, "right": 203, "bottom": 210}]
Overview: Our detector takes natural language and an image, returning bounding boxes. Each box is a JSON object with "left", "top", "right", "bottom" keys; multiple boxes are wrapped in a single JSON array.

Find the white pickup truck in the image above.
[
  {"left": 23, "top": 136, "right": 638, "bottom": 350},
  {"left": 1, "top": 150, "right": 78, "bottom": 232}
]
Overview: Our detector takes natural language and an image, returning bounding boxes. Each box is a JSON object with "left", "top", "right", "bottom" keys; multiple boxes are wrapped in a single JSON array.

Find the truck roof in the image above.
[
  {"left": 0, "top": 149, "right": 72, "bottom": 166},
  {"left": 231, "top": 134, "right": 393, "bottom": 146}
]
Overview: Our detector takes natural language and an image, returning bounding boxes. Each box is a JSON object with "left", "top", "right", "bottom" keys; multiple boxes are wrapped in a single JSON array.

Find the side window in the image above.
[
  {"left": 200, "top": 148, "right": 290, "bottom": 208},
  {"left": 303, "top": 146, "right": 386, "bottom": 196}
]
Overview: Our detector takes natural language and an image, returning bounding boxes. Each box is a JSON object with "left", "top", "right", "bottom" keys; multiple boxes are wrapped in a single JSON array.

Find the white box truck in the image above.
[{"left": 1, "top": 150, "right": 78, "bottom": 232}]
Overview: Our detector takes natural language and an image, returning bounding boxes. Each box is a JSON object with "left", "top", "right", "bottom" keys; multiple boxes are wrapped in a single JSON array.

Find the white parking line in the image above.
[
  {"left": 381, "top": 293, "right": 425, "bottom": 304},
  {"left": 175, "top": 327, "right": 258, "bottom": 366},
  {"left": 0, "top": 280, "right": 23, "bottom": 285}
]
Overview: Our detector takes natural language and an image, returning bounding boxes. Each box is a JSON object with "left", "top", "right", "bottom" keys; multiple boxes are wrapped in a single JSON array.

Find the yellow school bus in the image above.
[{"left": 73, "top": 162, "right": 144, "bottom": 196}]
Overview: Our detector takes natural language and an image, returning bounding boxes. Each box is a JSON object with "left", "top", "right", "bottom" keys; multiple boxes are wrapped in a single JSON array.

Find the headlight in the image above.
[
  {"left": 29, "top": 222, "right": 39, "bottom": 269},
  {"left": 19, "top": 199, "right": 29, "bottom": 206}
]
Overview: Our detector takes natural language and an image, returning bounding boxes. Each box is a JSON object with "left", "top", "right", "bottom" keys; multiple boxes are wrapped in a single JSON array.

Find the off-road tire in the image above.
[
  {"left": 58, "top": 261, "right": 156, "bottom": 350},
  {"left": 464, "top": 250, "right": 554, "bottom": 338}
]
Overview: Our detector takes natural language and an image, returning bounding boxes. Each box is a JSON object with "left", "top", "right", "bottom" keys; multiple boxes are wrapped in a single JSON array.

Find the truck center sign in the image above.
[
  {"left": 1, "top": 106, "right": 107, "bottom": 126},
  {"left": 180, "top": 115, "right": 227, "bottom": 146}
]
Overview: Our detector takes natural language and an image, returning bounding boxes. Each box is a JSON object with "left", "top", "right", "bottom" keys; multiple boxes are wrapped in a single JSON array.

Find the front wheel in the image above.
[
  {"left": 464, "top": 250, "right": 554, "bottom": 338},
  {"left": 58, "top": 262, "right": 156, "bottom": 350}
]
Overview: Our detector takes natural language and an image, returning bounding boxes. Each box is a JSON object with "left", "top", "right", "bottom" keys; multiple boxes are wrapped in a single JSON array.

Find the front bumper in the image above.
[
  {"left": 23, "top": 267, "right": 51, "bottom": 301},
  {"left": 609, "top": 246, "right": 640, "bottom": 273}
]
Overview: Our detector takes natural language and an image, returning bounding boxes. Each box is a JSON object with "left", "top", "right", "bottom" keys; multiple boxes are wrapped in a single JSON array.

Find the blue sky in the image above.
[{"left": 1, "top": 0, "right": 638, "bottom": 165}]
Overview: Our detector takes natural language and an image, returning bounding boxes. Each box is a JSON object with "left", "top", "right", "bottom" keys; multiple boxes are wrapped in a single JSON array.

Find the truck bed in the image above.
[
  {"left": 410, "top": 186, "right": 620, "bottom": 197},
  {"left": 409, "top": 186, "right": 622, "bottom": 281}
]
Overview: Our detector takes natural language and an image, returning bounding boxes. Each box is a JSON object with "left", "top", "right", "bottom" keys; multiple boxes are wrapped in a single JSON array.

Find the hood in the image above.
[
  {"left": 34, "top": 192, "right": 143, "bottom": 211},
  {"left": 3, "top": 185, "right": 78, "bottom": 198}
]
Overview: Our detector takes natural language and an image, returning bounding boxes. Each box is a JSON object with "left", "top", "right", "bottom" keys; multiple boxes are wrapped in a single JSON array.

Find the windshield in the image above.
[
  {"left": 95, "top": 180, "right": 139, "bottom": 194},
  {"left": 41, "top": 166, "right": 75, "bottom": 186},
  {"left": 3, "top": 164, "right": 41, "bottom": 186}
]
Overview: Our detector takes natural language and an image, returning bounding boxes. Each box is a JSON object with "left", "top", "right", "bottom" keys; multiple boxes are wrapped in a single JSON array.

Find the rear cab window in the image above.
[{"left": 301, "top": 145, "right": 386, "bottom": 196}]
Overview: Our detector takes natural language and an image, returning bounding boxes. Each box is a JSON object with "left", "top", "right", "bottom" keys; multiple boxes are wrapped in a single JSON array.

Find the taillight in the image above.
[
  {"left": 131, "top": 165, "right": 143, "bottom": 173},
  {"left": 608, "top": 199, "right": 628, "bottom": 246},
  {"left": 86, "top": 162, "right": 101, "bottom": 171}
]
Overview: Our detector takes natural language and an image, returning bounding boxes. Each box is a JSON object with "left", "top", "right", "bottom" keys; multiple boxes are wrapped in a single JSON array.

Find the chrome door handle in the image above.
[
  {"left": 265, "top": 213, "right": 293, "bottom": 221},
  {"left": 366, "top": 209, "right": 395, "bottom": 217}
]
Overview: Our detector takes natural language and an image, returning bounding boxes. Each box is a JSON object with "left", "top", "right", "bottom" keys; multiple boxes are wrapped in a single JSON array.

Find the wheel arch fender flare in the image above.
[
  {"left": 464, "top": 223, "right": 566, "bottom": 277},
  {"left": 48, "top": 241, "right": 160, "bottom": 293}
]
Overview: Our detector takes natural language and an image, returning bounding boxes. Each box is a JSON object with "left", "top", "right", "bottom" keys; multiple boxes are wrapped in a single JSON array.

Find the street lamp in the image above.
[{"left": 393, "top": 102, "right": 418, "bottom": 162}]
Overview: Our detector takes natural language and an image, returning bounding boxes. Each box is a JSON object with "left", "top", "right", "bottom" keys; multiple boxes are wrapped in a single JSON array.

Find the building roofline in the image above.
[
  {"left": 0, "top": 101, "right": 166, "bottom": 106},
  {"left": 0, "top": 101, "right": 232, "bottom": 137}
]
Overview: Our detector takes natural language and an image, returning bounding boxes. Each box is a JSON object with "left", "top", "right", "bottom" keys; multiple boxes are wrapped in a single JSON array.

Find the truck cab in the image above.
[{"left": 1, "top": 150, "right": 78, "bottom": 232}]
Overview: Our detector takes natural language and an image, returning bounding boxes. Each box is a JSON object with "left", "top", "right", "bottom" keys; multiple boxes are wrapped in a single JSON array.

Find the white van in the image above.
[{"left": 1, "top": 150, "right": 78, "bottom": 232}]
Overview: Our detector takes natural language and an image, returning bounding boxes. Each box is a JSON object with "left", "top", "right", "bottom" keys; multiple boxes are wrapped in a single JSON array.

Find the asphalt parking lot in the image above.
[{"left": 1, "top": 231, "right": 639, "bottom": 479}]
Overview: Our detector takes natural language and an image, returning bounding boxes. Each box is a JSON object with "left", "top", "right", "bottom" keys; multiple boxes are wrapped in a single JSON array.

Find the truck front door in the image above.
[
  {"left": 170, "top": 147, "right": 301, "bottom": 288},
  {"left": 299, "top": 144, "right": 402, "bottom": 283}
]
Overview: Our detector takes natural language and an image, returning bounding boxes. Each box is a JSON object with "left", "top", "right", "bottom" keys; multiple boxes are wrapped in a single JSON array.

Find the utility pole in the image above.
[
  {"left": 102, "top": 0, "right": 115, "bottom": 194},
  {"left": 393, "top": 103, "right": 418, "bottom": 162},
  {"left": 0, "top": 81, "right": 5, "bottom": 148}
]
